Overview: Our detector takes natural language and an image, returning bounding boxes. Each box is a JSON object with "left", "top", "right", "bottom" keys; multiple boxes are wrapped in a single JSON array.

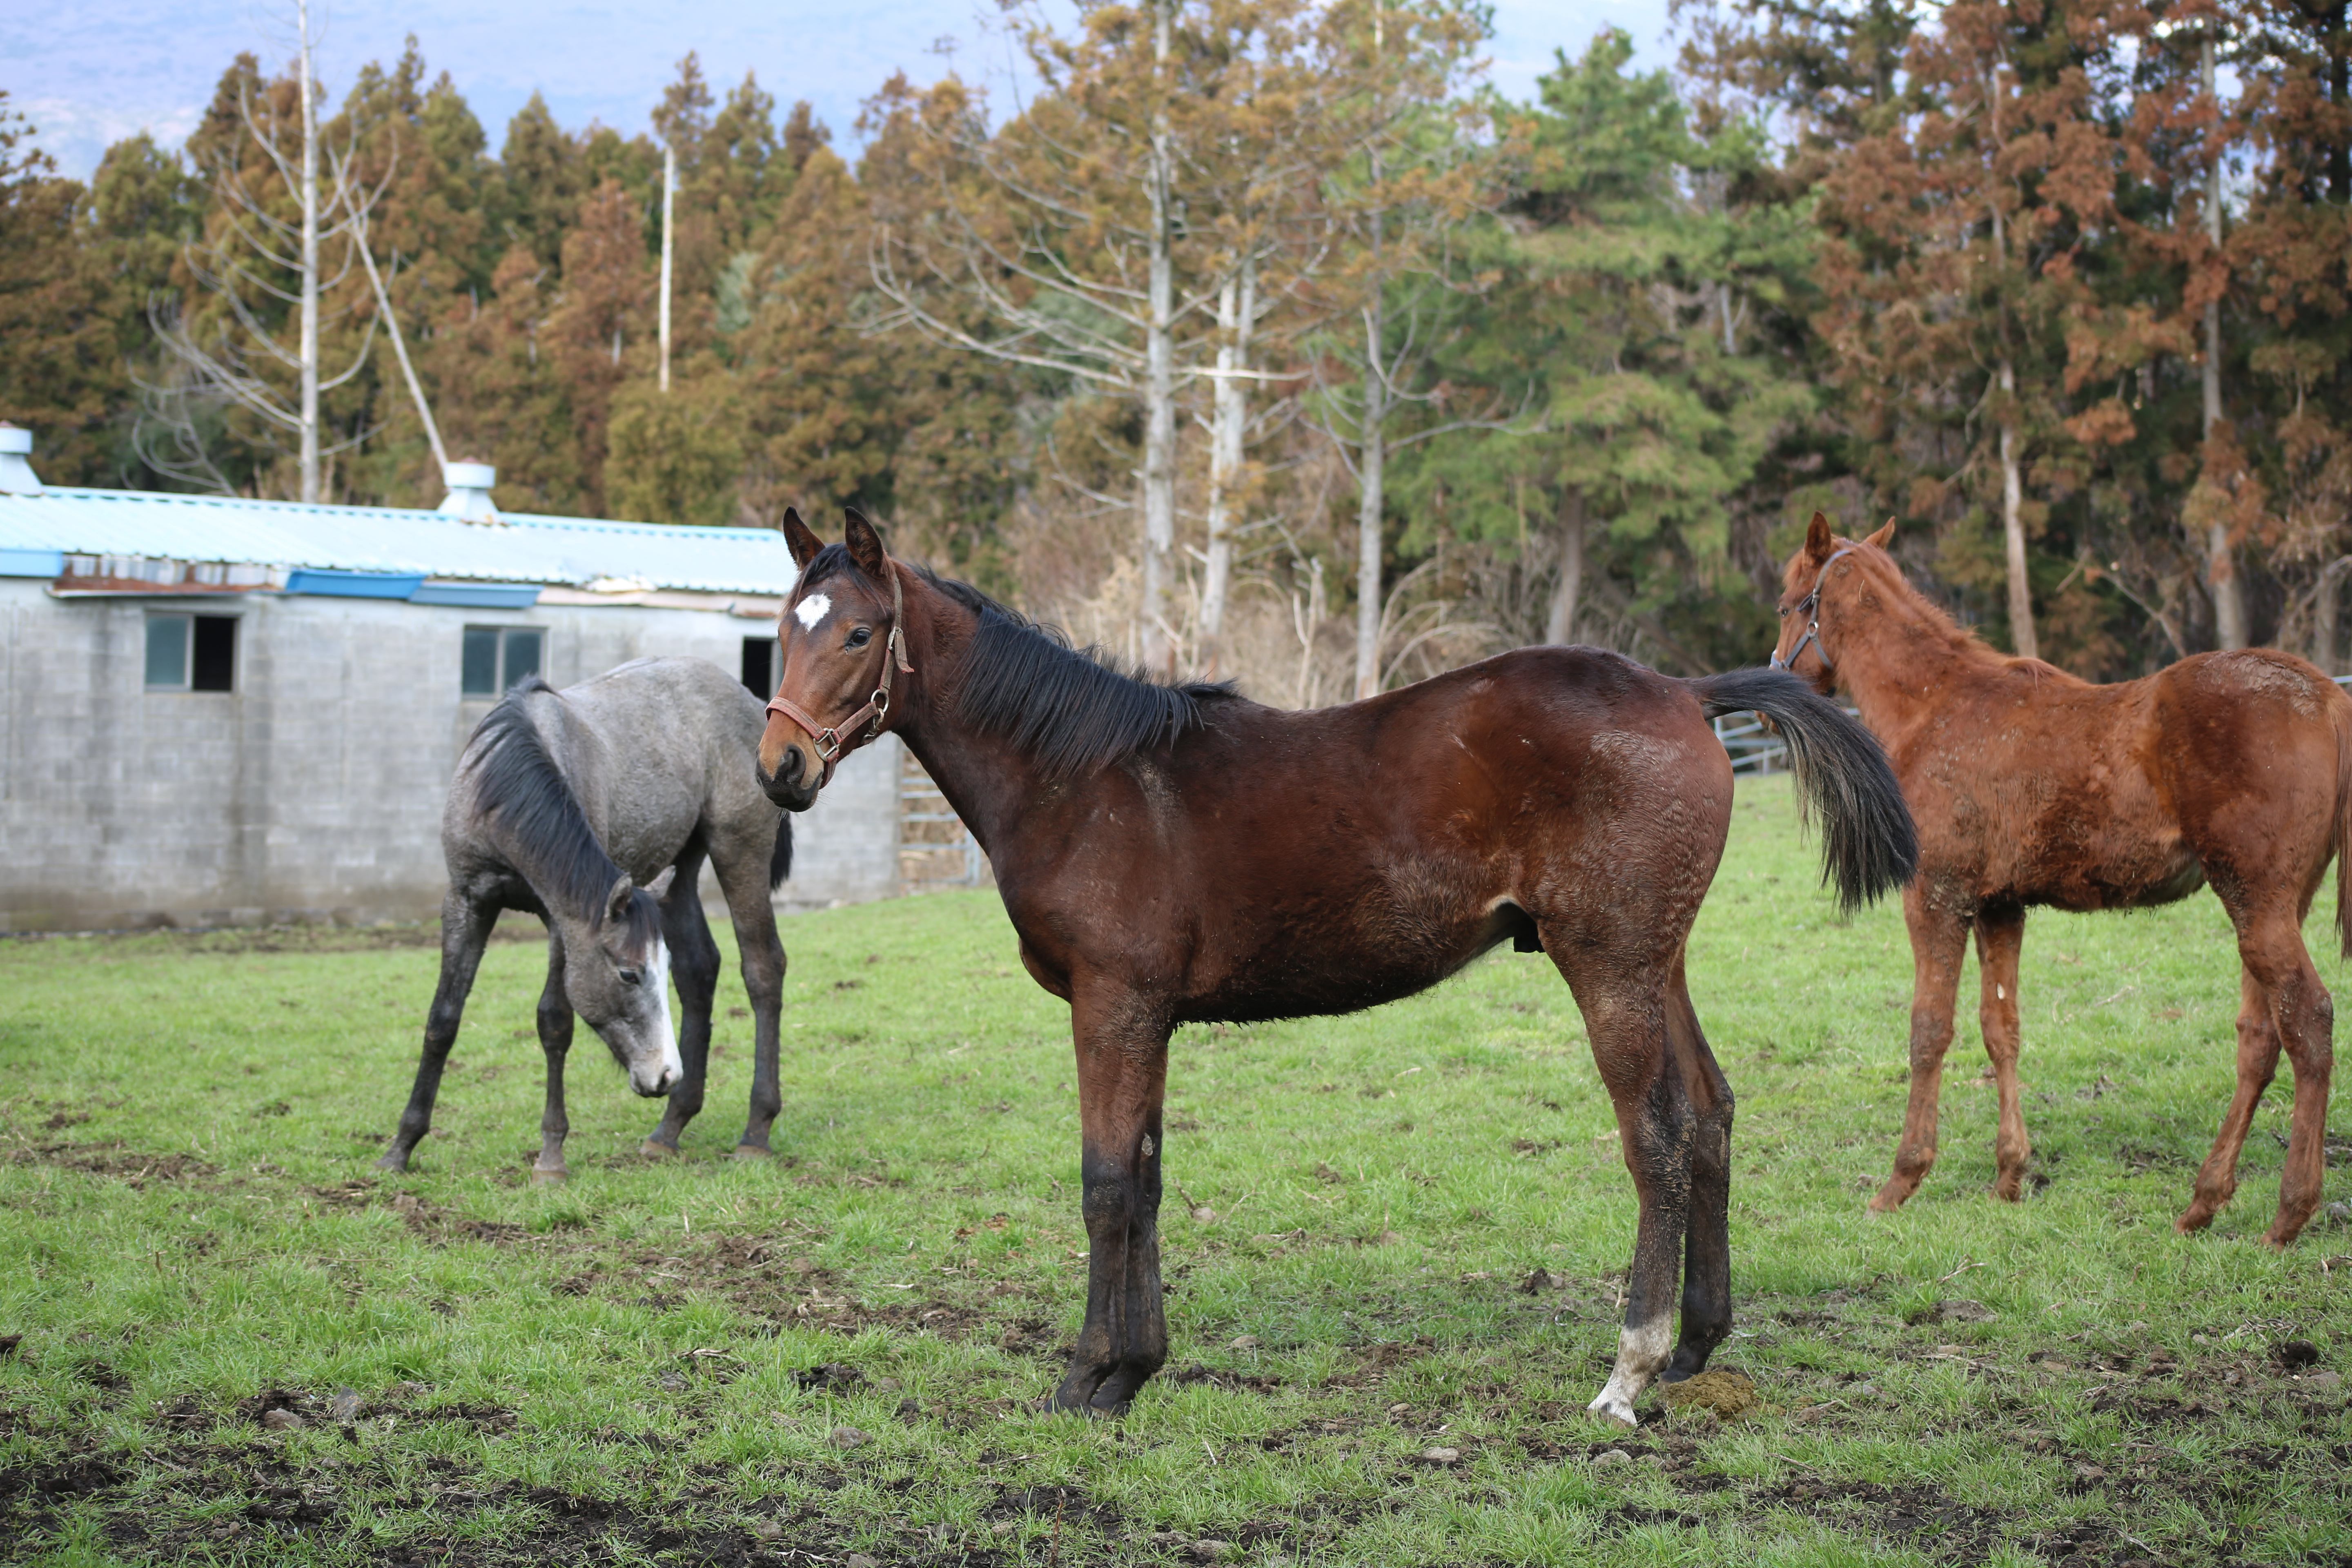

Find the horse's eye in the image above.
[
  {"left": 845, "top": 627, "right": 873, "bottom": 649},
  {"left": 618, "top": 968, "right": 642, "bottom": 987},
  {"left": 1777, "top": 606, "right": 1790, "bottom": 618}
]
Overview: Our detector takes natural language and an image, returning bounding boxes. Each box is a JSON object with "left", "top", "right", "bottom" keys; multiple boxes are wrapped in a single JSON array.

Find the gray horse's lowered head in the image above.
[{"left": 565, "top": 864, "right": 683, "bottom": 1096}]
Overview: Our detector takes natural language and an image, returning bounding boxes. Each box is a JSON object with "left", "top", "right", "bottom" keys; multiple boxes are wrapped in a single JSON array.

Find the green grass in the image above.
[{"left": 2, "top": 774, "right": 2349, "bottom": 1565}]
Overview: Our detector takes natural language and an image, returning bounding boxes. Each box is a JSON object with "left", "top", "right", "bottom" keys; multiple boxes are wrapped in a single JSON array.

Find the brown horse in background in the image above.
[
  {"left": 758, "top": 509, "right": 1917, "bottom": 1424},
  {"left": 1771, "top": 513, "right": 2352, "bottom": 1245}
]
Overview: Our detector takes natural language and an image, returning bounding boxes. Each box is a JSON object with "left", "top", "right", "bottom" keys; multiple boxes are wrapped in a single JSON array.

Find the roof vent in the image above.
[
  {"left": 0, "top": 424, "right": 43, "bottom": 495},
  {"left": 437, "top": 458, "right": 499, "bottom": 524}
]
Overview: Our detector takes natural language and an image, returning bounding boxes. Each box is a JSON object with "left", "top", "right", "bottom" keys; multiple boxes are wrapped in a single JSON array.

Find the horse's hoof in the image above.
[
  {"left": 530, "top": 1166, "right": 568, "bottom": 1185},
  {"left": 733, "top": 1144, "right": 772, "bottom": 1162},
  {"left": 1865, "top": 1188, "right": 1909, "bottom": 1214},
  {"left": 2175, "top": 1205, "right": 2216, "bottom": 1235},
  {"left": 640, "top": 1139, "right": 680, "bottom": 1160},
  {"left": 375, "top": 1152, "right": 410, "bottom": 1174}
]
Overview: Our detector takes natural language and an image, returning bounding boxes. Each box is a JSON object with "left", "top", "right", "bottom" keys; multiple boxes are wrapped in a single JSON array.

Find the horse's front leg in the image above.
[
  {"left": 713, "top": 845, "right": 788, "bottom": 1159},
  {"left": 1872, "top": 882, "right": 1971, "bottom": 1212},
  {"left": 1051, "top": 993, "right": 1170, "bottom": 1416},
  {"left": 533, "top": 930, "right": 575, "bottom": 1183},
  {"left": 644, "top": 872, "right": 720, "bottom": 1156},
  {"left": 380, "top": 893, "right": 496, "bottom": 1172},
  {"left": 1974, "top": 903, "right": 2032, "bottom": 1201}
]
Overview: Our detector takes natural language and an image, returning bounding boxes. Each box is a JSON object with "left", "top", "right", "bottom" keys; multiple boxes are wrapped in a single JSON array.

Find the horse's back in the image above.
[{"left": 1025, "top": 644, "right": 1731, "bottom": 1022}]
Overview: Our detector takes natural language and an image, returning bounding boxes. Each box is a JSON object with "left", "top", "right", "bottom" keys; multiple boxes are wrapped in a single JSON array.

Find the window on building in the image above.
[
  {"left": 145, "top": 613, "right": 236, "bottom": 692},
  {"left": 461, "top": 626, "right": 544, "bottom": 697},
  {"left": 741, "top": 635, "right": 774, "bottom": 697}
]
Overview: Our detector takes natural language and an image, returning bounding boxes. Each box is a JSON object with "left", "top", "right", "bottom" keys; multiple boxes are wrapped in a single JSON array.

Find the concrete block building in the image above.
[{"left": 0, "top": 432, "right": 905, "bottom": 931}]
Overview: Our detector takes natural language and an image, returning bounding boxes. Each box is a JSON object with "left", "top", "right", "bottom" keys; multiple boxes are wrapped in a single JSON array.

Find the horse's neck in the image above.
[
  {"left": 894, "top": 713, "right": 1034, "bottom": 867},
  {"left": 1835, "top": 587, "right": 1989, "bottom": 734},
  {"left": 891, "top": 592, "right": 1040, "bottom": 864}
]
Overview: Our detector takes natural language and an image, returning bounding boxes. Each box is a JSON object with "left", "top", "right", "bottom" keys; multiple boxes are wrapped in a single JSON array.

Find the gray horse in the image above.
[{"left": 379, "top": 657, "right": 791, "bottom": 1179}]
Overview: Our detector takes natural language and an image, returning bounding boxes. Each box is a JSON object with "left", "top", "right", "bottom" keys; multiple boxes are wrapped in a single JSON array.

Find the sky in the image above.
[{"left": 2, "top": 0, "right": 1677, "bottom": 180}]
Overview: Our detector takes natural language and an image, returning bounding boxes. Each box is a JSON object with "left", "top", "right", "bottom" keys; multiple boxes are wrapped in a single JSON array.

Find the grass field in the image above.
[{"left": 2, "top": 774, "right": 2350, "bottom": 1566}]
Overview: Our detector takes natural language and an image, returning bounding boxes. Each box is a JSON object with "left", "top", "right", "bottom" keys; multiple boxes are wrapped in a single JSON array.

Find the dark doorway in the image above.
[{"left": 741, "top": 635, "right": 774, "bottom": 697}]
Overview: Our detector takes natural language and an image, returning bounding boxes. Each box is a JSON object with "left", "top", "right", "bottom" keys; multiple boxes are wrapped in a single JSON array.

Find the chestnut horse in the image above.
[
  {"left": 1771, "top": 514, "right": 2352, "bottom": 1245},
  {"left": 756, "top": 510, "right": 1916, "bottom": 1424}
]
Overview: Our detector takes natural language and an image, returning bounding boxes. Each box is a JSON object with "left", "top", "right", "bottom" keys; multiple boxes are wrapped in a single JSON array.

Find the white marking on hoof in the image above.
[
  {"left": 1588, "top": 1316, "right": 1672, "bottom": 1430},
  {"left": 794, "top": 593, "right": 832, "bottom": 630}
]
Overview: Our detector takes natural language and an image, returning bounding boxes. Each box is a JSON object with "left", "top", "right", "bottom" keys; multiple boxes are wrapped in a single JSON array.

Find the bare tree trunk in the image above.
[
  {"left": 659, "top": 143, "right": 675, "bottom": 395},
  {"left": 1997, "top": 359, "right": 2038, "bottom": 660},
  {"left": 1544, "top": 489, "right": 1584, "bottom": 645},
  {"left": 1199, "top": 255, "right": 1256, "bottom": 672},
  {"left": 2202, "top": 36, "right": 2245, "bottom": 651},
  {"left": 1139, "top": 0, "right": 1178, "bottom": 679},
  {"left": 297, "top": 0, "right": 321, "bottom": 502},
  {"left": 1351, "top": 124, "right": 1388, "bottom": 702},
  {"left": 355, "top": 221, "right": 450, "bottom": 483},
  {"left": 2320, "top": 557, "right": 2352, "bottom": 675}
]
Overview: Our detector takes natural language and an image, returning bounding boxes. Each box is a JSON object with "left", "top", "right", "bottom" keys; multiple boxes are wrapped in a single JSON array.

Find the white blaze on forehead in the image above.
[{"left": 793, "top": 592, "right": 833, "bottom": 631}]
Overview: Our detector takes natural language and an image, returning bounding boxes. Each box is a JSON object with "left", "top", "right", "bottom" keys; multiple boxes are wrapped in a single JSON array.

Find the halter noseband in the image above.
[
  {"left": 764, "top": 558, "right": 915, "bottom": 787},
  {"left": 1771, "top": 546, "right": 1855, "bottom": 675}
]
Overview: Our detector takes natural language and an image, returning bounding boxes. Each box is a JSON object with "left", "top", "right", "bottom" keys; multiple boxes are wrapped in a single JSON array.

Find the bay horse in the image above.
[
  {"left": 1770, "top": 513, "right": 2351, "bottom": 1245},
  {"left": 755, "top": 509, "right": 1917, "bottom": 1424},
  {"left": 380, "top": 657, "right": 793, "bottom": 1180}
]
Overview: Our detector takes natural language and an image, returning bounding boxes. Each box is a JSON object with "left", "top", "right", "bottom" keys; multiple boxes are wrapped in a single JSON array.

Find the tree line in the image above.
[{"left": 1, "top": 0, "right": 2345, "bottom": 696}]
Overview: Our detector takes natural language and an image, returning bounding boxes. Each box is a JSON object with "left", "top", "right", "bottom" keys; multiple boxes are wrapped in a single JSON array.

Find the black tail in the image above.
[
  {"left": 769, "top": 811, "right": 794, "bottom": 892},
  {"left": 1686, "top": 667, "right": 1918, "bottom": 911}
]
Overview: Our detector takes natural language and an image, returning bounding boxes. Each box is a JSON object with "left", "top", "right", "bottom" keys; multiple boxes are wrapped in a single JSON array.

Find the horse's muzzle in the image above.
[{"left": 757, "top": 746, "right": 821, "bottom": 813}]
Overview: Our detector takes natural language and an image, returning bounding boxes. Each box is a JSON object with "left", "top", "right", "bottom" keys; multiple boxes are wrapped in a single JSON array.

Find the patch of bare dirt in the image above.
[{"left": 8, "top": 1141, "right": 217, "bottom": 1188}]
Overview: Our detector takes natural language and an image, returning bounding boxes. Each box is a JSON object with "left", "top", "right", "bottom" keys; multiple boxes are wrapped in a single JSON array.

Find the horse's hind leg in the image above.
[
  {"left": 1550, "top": 934, "right": 1690, "bottom": 1426},
  {"left": 1975, "top": 903, "right": 2034, "bottom": 1201},
  {"left": 2180, "top": 967, "right": 2280, "bottom": 1235},
  {"left": 2183, "top": 906, "right": 2331, "bottom": 1245},
  {"left": 1660, "top": 951, "right": 1733, "bottom": 1383},
  {"left": 644, "top": 856, "right": 721, "bottom": 1156},
  {"left": 1052, "top": 991, "right": 1171, "bottom": 1416},
  {"left": 532, "top": 930, "right": 576, "bottom": 1183},
  {"left": 381, "top": 893, "right": 496, "bottom": 1172},
  {"left": 1873, "top": 883, "right": 1971, "bottom": 1212}
]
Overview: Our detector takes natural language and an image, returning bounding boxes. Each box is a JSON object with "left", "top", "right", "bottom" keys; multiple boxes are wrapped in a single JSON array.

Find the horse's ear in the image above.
[
  {"left": 1804, "top": 511, "right": 1836, "bottom": 560},
  {"left": 780, "top": 506, "right": 823, "bottom": 570},
  {"left": 643, "top": 865, "right": 678, "bottom": 903},
  {"left": 843, "top": 507, "right": 889, "bottom": 581},
  {"left": 603, "top": 873, "right": 635, "bottom": 927},
  {"left": 1863, "top": 517, "right": 1897, "bottom": 550}
]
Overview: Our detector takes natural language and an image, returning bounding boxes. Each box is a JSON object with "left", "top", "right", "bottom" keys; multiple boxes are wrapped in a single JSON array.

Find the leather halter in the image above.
[
  {"left": 764, "top": 558, "right": 915, "bottom": 787},
  {"left": 1772, "top": 546, "right": 1855, "bottom": 675}
]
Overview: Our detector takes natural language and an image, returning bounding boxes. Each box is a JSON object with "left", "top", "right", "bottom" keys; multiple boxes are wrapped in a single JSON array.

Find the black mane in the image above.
[
  {"left": 465, "top": 682, "right": 643, "bottom": 932},
  {"left": 801, "top": 546, "right": 1234, "bottom": 779}
]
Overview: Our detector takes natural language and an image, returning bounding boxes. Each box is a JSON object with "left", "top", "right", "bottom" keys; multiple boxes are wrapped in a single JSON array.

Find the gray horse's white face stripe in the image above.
[{"left": 794, "top": 592, "right": 832, "bottom": 631}]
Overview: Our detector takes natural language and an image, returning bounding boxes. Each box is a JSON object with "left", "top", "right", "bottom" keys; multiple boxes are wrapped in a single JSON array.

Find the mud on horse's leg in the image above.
[
  {"left": 1051, "top": 997, "right": 1171, "bottom": 1415},
  {"left": 532, "top": 930, "right": 575, "bottom": 1182},
  {"left": 644, "top": 863, "right": 720, "bottom": 1156},
  {"left": 1974, "top": 904, "right": 2033, "bottom": 1202},
  {"left": 1874, "top": 883, "right": 1971, "bottom": 1212},
  {"left": 1662, "top": 954, "right": 1733, "bottom": 1383},
  {"left": 380, "top": 894, "right": 496, "bottom": 1172}
]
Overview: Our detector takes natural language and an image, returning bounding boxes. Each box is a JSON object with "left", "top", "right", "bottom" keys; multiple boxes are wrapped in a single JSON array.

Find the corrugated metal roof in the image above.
[{"left": 0, "top": 487, "right": 797, "bottom": 596}]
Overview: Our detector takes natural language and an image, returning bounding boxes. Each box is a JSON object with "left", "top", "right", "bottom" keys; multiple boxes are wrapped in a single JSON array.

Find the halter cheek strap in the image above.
[
  {"left": 765, "top": 559, "right": 915, "bottom": 787},
  {"left": 1772, "top": 546, "right": 1855, "bottom": 674}
]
